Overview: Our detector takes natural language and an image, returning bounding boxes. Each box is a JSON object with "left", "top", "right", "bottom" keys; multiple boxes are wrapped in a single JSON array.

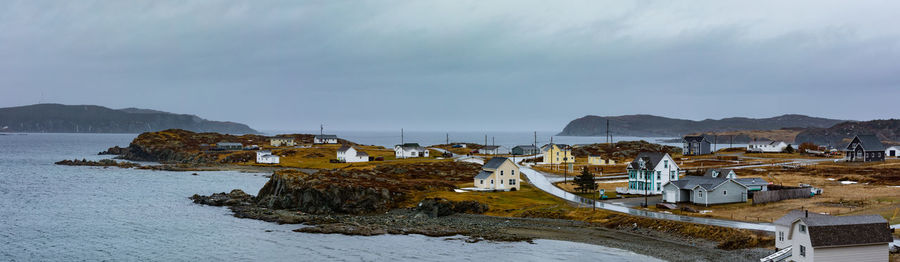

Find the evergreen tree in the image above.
[
  {"left": 784, "top": 144, "right": 795, "bottom": 154},
  {"left": 574, "top": 167, "right": 598, "bottom": 193}
]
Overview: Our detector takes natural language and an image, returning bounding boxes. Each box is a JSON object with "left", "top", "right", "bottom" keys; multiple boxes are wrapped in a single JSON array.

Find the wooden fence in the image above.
[{"left": 753, "top": 188, "right": 811, "bottom": 205}]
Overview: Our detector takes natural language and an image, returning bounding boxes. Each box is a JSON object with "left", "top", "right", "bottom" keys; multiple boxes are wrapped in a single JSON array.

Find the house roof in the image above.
[
  {"left": 483, "top": 157, "right": 509, "bottom": 169},
  {"left": 802, "top": 215, "right": 892, "bottom": 247},
  {"left": 273, "top": 136, "right": 294, "bottom": 140},
  {"left": 846, "top": 135, "right": 886, "bottom": 151},
  {"left": 626, "top": 152, "right": 667, "bottom": 170},
  {"left": 337, "top": 145, "right": 352, "bottom": 152},
  {"left": 513, "top": 145, "right": 537, "bottom": 150},
  {"left": 774, "top": 210, "right": 830, "bottom": 226},
  {"left": 482, "top": 145, "right": 501, "bottom": 150},
  {"left": 682, "top": 135, "right": 708, "bottom": 143},
  {"left": 356, "top": 151, "right": 369, "bottom": 157},
  {"left": 315, "top": 134, "right": 338, "bottom": 139},
  {"left": 670, "top": 176, "right": 731, "bottom": 190},
  {"left": 734, "top": 177, "right": 769, "bottom": 187},
  {"left": 257, "top": 150, "right": 272, "bottom": 154},
  {"left": 749, "top": 140, "right": 782, "bottom": 146},
  {"left": 217, "top": 142, "right": 242, "bottom": 146},
  {"left": 541, "top": 143, "right": 570, "bottom": 151},
  {"left": 702, "top": 168, "right": 735, "bottom": 178},
  {"left": 475, "top": 170, "right": 494, "bottom": 179},
  {"left": 397, "top": 143, "right": 424, "bottom": 150}
]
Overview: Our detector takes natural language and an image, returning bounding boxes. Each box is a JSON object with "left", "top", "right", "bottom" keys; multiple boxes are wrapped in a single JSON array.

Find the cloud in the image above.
[{"left": 1, "top": 0, "right": 899, "bottom": 131}]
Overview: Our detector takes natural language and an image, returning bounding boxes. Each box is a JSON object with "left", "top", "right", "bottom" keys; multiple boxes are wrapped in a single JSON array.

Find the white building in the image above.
[
  {"left": 337, "top": 145, "right": 369, "bottom": 163},
  {"left": 473, "top": 157, "right": 520, "bottom": 191},
  {"left": 256, "top": 150, "right": 280, "bottom": 164},
  {"left": 479, "top": 145, "right": 507, "bottom": 155},
  {"left": 617, "top": 152, "right": 680, "bottom": 195},
  {"left": 765, "top": 210, "right": 892, "bottom": 262},
  {"left": 747, "top": 140, "right": 790, "bottom": 153},
  {"left": 314, "top": 135, "right": 338, "bottom": 144},
  {"left": 395, "top": 143, "right": 429, "bottom": 158},
  {"left": 886, "top": 145, "right": 900, "bottom": 158}
]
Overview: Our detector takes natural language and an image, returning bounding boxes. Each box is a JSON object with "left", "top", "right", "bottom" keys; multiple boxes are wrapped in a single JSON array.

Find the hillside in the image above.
[
  {"left": 794, "top": 119, "right": 900, "bottom": 147},
  {"left": 558, "top": 114, "right": 843, "bottom": 137},
  {"left": 667, "top": 128, "right": 805, "bottom": 144},
  {"left": 0, "top": 104, "right": 257, "bottom": 134}
]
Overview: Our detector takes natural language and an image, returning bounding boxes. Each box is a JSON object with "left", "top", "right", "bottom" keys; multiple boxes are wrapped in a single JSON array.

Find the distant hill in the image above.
[
  {"left": 558, "top": 114, "right": 844, "bottom": 137},
  {"left": 0, "top": 104, "right": 258, "bottom": 134},
  {"left": 794, "top": 119, "right": 900, "bottom": 147}
]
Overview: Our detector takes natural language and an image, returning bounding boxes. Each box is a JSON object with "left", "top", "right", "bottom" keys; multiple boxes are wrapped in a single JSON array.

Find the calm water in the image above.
[{"left": 0, "top": 133, "right": 662, "bottom": 261}]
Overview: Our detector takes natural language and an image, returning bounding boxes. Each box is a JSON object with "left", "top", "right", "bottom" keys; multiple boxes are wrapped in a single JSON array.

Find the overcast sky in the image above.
[{"left": 1, "top": 1, "right": 899, "bottom": 132}]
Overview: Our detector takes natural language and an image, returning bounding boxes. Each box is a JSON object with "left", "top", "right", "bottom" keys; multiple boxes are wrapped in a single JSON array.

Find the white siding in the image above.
[{"left": 813, "top": 244, "right": 888, "bottom": 262}]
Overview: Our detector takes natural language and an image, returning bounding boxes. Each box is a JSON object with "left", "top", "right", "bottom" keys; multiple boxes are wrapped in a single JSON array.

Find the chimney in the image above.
[{"left": 805, "top": 210, "right": 808, "bottom": 218}]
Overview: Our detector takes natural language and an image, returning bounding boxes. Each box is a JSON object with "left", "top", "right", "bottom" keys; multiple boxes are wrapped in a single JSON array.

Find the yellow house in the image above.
[
  {"left": 542, "top": 144, "right": 574, "bottom": 164},
  {"left": 474, "top": 157, "right": 520, "bottom": 191},
  {"left": 270, "top": 137, "right": 296, "bottom": 147},
  {"left": 588, "top": 155, "right": 616, "bottom": 165}
]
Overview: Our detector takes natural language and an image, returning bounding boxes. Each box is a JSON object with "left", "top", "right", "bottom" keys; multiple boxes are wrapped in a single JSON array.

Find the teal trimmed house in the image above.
[{"left": 616, "top": 152, "right": 680, "bottom": 195}]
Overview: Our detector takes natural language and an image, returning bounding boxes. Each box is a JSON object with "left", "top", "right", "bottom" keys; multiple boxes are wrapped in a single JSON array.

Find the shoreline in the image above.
[{"left": 193, "top": 191, "right": 770, "bottom": 262}]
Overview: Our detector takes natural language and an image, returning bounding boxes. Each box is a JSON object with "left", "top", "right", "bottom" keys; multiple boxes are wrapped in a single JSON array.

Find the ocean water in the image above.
[{"left": 0, "top": 133, "right": 662, "bottom": 261}]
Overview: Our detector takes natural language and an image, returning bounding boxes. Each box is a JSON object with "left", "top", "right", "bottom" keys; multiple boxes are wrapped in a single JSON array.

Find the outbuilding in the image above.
[
  {"left": 337, "top": 145, "right": 369, "bottom": 163},
  {"left": 256, "top": 150, "right": 280, "bottom": 164},
  {"left": 314, "top": 135, "right": 339, "bottom": 144}
]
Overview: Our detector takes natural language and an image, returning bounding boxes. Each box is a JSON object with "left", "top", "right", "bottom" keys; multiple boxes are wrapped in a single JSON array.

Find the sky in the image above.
[{"left": 1, "top": 1, "right": 899, "bottom": 132}]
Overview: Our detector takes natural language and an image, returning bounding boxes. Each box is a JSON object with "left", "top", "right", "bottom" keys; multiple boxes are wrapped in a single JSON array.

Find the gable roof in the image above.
[
  {"left": 513, "top": 145, "right": 538, "bottom": 150},
  {"left": 749, "top": 140, "right": 785, "bottom": 146},
  {"left": 801, "top": 214, "right": 892, "bottom": 247},
  {"left": 337, "top": 145, "right": 353, "bottom": 152},
  {"left": 273, "top": 136, "right": 295, "bottom": 140},
  {"left": 627, "top": 152, "right": 668, "bottom": 170},
  {"left": 396, "top": 143, "right": 424, "bottom": 150},
  {"left": 474, "top": 170, "right": 494, "bottom": 179},
  {"left": 483, "top": 157, "right": 509, "bottom": 169},
  {"left": 846, "top": 135, "right": 885, "bottom": 151},
  {"left": 682, "top": 135, "right": 709, "bottom": 143},
  {"left": 774, "top": 210, "right": 830, "bottom": 226},
  {"left": 734, "top": 177, "right": 768, "bottom": 187},
  {"left": 703, "top": 168, "right": 735, "bottom": 178},
  {"left": 669, "top": 176, "right": 731, "bottom": 190},
  {"left": 315, "top": 134, "right": 338, "bottom": 139},
  {"left": 356, "top": 151, "right": 369, "bottom": 157},
  {"left": 542, "top": 143, "right": 570, "bottom": 151}
]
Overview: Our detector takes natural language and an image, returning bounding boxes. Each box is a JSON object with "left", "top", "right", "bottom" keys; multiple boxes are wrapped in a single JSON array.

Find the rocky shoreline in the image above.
[{"left": 191, "top": 190, "right": 770, "bottom": 262}]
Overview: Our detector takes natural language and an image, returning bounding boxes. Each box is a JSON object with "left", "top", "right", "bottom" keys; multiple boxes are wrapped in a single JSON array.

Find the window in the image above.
[
  {"left": 656, "top": 183, "right": 660, "bottom": 191},
  {"left": 509, "top": 179, "right": 516, "bottom": 185},
  {"left": 656, "top": 171, "right": 661, "bottom": 180},
  {"left": 799, "top": 245, "right": 806, "bottom": 257},
  {"left": 480, "top": 180, "right": 483, "bottom": 185},
  {"left": 664, "top": 160, "right": 668, "bottom": 168},
  {"left": 500, "top": 180, "right": 503, "bottom": 184},
  {"left": 799, "top": 224, "right": 806, "bottom": 233},
  {"left": 500, "top": 171, "right": 504, "bottom": 176},
  {"left": 698, "top": 191, "right": 704, "bottom": 197},
  {"left": 723, "top": 190, "right": 727, "bottom": 195},
  {"left": 512, "top": 170, "right": 515, "bottom": 176},
  {"left": 778, "top": 231, "right": 784, "bottom": 241},
  {"left": 491, "top": 180, "right": 494, "bottom": 184}
]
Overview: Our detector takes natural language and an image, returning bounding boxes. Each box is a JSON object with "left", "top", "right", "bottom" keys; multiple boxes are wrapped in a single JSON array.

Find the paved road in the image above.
[{"left": 518, "top": 163, "right": 776, "bottom": 232}]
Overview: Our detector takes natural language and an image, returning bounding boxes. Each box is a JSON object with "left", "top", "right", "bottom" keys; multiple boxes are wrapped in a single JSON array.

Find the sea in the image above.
[{"left": 0, "top": 133, "right": 664, "bottom": 261}]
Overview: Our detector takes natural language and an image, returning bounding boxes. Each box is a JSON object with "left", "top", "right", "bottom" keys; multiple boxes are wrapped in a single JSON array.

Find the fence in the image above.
[{"left": 753, "top": 188, "right": 811, "bottom": 205}]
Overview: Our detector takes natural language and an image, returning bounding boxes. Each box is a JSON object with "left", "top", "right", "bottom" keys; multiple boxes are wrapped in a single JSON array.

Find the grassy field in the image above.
[
  {"left": 222, "top": 144, "right": 449, "bottom": 170},
  {"left": 417, "top": 183, "right": 577, "bottom": 218}
]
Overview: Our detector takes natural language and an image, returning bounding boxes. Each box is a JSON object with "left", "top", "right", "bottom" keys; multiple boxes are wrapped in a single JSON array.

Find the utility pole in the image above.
[
  {"left": 492, "top": 136, "right": 495, "bottom": 146},
  {"left": 484, "top": 135, "right": 487, "bottom": 147},
  {"left": 401, "top": 128, "right": 404, "bottom": 144},
  {"left": 606, "top": 119, "right": 610, "bottom": 144},
  {"left": 714, "top": 135, "right": 718, "bottom": 154},
  {"left": 534, "top": 131, "right": 537, "bottom": 147},
  {"left": 320, "top": 124, "right": 323, "bottom": 136},
  {"left": 446, "top": 133, "right": 449, "bottom": 145}
]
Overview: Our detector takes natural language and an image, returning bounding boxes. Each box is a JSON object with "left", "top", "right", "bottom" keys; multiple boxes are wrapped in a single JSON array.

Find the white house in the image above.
[
  {"left": 314, "top": 134, "right": 338, "bottom": 144},
  {"left": 395, "top": 143, "right": 429, "bottom": 158},
  {"left": 256, "top": 150, "right": 280, "bottom": 164},
  {"left": 270, "top": 136, "right": 296, "bottom": 147},
  {"left": 617, "top": 152, "right": 680, "bottom": 195},
  {"left": 474, "top": 157, "right": 520, "bottom": 191},
  {"left": 479, "top": 145, "right": 507, "bottom": 155},
  {"left": 662, "top": 168, "right": 753, "bottom": 205},
  {"left": 336, "top": 145, "right": 369, "bottom": 163},
  {"left": 747, "top": 140, "right": 790, "bottom": 153},
  {"left": 886, "top": 145, "right": 900, "bottom": 158},
  {"left": 766, "top": 210, "right": 893, "bottom": 262}
]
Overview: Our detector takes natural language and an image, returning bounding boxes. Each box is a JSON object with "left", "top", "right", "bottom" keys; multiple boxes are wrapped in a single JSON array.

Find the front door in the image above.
[{"left": 891, "top": 150, "right": 896, "bottom": 157}]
